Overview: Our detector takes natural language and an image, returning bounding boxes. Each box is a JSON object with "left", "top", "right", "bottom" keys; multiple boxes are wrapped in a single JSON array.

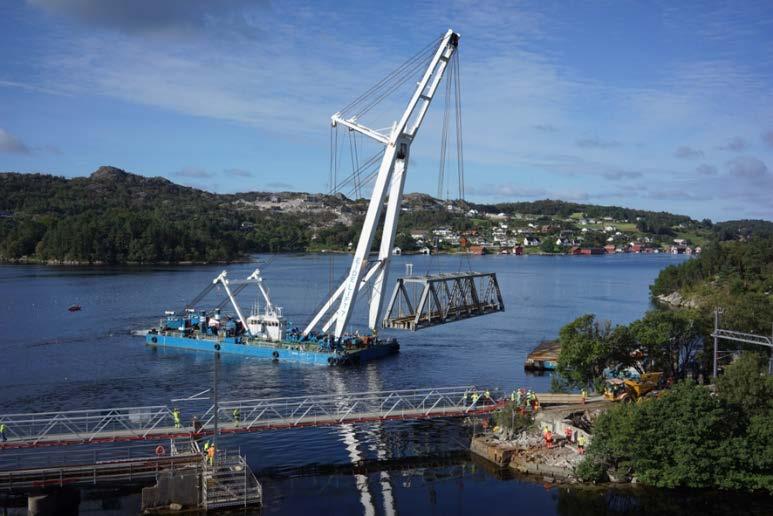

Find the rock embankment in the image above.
[
  {"left": 470, "top": 402, "right": 609, "bottom": 483},
  {"left": 656, "top": 291, "right": 698, "bottom": 308}
]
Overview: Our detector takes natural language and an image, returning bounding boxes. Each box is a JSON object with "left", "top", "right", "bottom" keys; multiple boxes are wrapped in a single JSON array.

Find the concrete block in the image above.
[{"left": 141, "top": 469, "right": 200, "bottom": 511}]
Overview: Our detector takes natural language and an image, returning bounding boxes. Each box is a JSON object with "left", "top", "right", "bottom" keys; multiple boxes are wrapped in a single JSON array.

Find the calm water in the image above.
[{"left": 4, "top": 253, "right": 770, "bottom": 514}]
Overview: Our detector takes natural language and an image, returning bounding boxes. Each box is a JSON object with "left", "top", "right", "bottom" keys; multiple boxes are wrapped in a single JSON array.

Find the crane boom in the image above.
[{"left": 304, "top": 29, "right": 460, "bottom": 339}]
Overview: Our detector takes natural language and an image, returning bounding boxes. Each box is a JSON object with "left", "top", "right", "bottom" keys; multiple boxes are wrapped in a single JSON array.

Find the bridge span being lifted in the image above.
[{"left": 0, "top": 386, "right": 503, "bottom": 450}]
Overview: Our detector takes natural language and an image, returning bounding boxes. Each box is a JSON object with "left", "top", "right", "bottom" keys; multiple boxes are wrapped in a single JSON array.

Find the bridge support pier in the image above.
[
  {"left": 28, "top": 487, "right": 80, "bottom": 516},
  {"left": 141, "top": 468, "right": 200, "bottom": 512}
]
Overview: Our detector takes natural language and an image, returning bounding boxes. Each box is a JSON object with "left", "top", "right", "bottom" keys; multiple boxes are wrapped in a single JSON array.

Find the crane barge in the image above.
[{"left": 142, "top": 29, "right": 503, "bottom": 365}]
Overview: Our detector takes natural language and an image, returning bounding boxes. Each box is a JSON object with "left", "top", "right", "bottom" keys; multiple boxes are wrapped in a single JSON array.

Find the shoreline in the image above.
[{"left": 0, "top": 251, "right": 687, "bottom": 267}]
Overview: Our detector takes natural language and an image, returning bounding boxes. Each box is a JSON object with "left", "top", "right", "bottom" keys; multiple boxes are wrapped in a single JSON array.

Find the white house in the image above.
[{"left": 523, "top": 236, "right": 541, "bottom": 247}]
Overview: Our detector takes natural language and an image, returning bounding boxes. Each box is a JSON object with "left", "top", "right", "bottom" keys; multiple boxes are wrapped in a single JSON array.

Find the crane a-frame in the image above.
[{"left": 303, "top": 30, "right": 503, "bottom": 340}]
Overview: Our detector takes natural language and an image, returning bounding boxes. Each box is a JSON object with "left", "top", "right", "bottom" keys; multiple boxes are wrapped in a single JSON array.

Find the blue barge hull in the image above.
[{"left": 145, "top": 333, "right": 399, "bottom": 365}]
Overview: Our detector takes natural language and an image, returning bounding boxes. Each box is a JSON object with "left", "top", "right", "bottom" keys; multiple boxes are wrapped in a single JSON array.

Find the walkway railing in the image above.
[{"left": 0, "top": 386, "right": 501, "bottom": 449}]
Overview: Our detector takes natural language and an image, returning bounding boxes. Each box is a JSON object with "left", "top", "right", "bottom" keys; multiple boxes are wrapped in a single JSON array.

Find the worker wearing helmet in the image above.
[
  {"left": 577, "top": 434, "right": 587, "bottom": 455},
  {"left": 172, "top": 408, "right": 181, "bottom": 429},
  {"left": 207, "top": 443, "right": 216, "bottom": 466}
]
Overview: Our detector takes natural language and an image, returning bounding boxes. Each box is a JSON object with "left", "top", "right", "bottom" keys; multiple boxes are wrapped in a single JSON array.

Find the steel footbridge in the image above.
[{"left": 0, "top": 386, "right": 502, "bottom": 450}]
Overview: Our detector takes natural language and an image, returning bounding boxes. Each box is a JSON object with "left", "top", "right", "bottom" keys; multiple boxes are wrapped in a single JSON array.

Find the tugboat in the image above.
[{"left": 145, "top": 268, "right": 399, "bottom": 366}]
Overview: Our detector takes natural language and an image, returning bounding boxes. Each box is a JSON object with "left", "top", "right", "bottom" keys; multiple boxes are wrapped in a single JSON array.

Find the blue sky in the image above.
[{"left": 1, "top": 0, "right": 772, "bottom": 221}]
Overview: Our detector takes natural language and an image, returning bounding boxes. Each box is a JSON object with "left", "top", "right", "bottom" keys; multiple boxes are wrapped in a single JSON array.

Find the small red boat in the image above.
[{"left": 68, "top": 304, "right": 82, "bottom": 312}]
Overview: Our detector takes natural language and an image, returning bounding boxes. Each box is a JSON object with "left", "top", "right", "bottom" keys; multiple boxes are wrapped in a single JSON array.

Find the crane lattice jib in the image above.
[{"left": 304, "top": 29, "right": 461, "bottom": 339}]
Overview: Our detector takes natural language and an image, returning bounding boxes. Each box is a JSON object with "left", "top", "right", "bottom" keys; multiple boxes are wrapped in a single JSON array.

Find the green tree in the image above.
[
  {"left": 394, "top": 232, "right": 418, "bottom": 252},
  {"left": 629, "top": 310, "right": 705, "bottom": 379},
  {"left": 716, "top": 353, "right": 773, "bottom": 419},
  {"left": 580, "top": 356, "right": 773, "bottom": 492},
  {"left": 557, "top": 315, "right": 637, "bottom": 390}
]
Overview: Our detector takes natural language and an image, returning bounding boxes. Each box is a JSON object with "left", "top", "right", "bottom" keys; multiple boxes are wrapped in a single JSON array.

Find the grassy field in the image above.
[{"left": 675, "top": 230, "right": 709, "bottom": 247}]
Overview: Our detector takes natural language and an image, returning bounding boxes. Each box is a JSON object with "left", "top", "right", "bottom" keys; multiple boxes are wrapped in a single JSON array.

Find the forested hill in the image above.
[
  {"left": 491, "top": 199, "right": 693, "bottom": 227},
  {"left": 0, "top": 167, "right": 313, "bottom": 263},
  {"left": 651, "top": 237, "right": 773, "bottom": 334},
  {"left": 1, "top": 166, "right": 770, "bottom": 264}
]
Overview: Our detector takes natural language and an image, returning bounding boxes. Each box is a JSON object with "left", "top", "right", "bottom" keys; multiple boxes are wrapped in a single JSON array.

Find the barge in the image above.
[
  {"left": 524, "top": 340, "right": 560, "bottom": 371},
  {"left": 144, "top": 268, "right": 398, "bottom": 366}
]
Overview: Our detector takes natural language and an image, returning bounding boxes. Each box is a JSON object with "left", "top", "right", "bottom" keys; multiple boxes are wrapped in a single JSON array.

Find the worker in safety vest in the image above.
[
  {"left": 0, "top": 422, "right": 6, "bottom": 442},
  {"left": 471, "top": 391, "right": 480, "bottom": 405},
  {"left": 172, "top": 408, "right": 182, "bottom": 429},
  {"left": 484, "top": 389, "right": 491, "bottom": 402},
  {"left": 510, "top": 390, "right": 517, "bottom": 402},
  {"left": 207, "top": 443, "right": 216, "bottom": 466},
  {"left": 581, "top": 389, "right": 587, "bottom": 404},
  {"left": 545, "top": 429, "right": 553, "bottom": 449},
  {"left": 233, "top": 407, "right": 241, "bottom": 427},
  {"left": 577, "top": 434, "right": 587, "bottom": 455}
]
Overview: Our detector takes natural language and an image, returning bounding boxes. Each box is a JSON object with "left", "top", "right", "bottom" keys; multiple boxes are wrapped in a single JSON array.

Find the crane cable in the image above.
[{"left": 339, "top": 34, "right": 443, "bottom": 119}]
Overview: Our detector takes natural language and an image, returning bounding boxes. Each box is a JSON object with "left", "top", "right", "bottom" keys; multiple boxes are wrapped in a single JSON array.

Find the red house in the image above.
[{"left": 572, "top": 247, "right": 605, "bottom": 255}]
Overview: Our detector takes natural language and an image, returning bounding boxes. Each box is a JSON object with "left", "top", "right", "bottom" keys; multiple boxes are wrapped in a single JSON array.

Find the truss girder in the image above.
[{"left": 382, "top": 272, "right": 504, "bottom": 331}]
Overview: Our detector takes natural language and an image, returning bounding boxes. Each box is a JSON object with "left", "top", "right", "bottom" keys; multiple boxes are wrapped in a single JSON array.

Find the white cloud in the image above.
[
  {"left": 602, "top": 170, "right": 642, "bottom": 180},
  {"left": 10, "top": 0, "right": 773, "bottom": 220},
  {"left": 174, "top": 166, "right": 212, "bottom": 178},
  {"left": 763, "top": 130, "right": 773, "bottom": 148},
  {"left": 674, "top": 146, "right": 704, "bottom": 159},
  {"left": 223, "top": 168, "right": 252, "bottom": 177},
  {"left": 577, "top": 138, "right": 622, "bottom": 149},
  {"left": 717, "top": 136, "right": 746, "bottom": 152},
  {"left": 0, "top": 128, "right": 30, "bottom": 154},
  {"left": 726, "top": 157, "right": 768, "bottom": 179},
  {"left": 696, "top": 164, "right": 717, "bottom": 176}
]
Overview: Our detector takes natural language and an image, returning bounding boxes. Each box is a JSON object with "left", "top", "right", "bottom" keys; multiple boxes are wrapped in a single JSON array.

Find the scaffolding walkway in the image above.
[
  {"left": 202, "top": 454, "right": 262, "bottom": 510},
  {"left": 0, "top": 386, "right": 502, "bottom": 450},
  {"left": 0, "top": 441, "right": 201, "bottom": 491},
  {"left": 383, "top": 272, "right": 504, "bottom": 331}
]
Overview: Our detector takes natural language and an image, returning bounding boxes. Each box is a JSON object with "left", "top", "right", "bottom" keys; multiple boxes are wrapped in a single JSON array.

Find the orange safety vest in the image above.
[{"left": 207, "top": 446, "right": 215, "bottom": 458}]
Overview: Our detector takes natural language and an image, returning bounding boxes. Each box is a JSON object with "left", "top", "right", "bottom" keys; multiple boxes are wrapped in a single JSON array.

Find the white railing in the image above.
[{"left": 0, "top": 386, "right": 500, "bottom": 449}]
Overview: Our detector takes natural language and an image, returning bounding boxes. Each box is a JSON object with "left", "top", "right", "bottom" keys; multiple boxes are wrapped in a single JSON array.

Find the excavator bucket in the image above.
[{"left": 382, "top": 272, "right": 504, "bottom": 331}]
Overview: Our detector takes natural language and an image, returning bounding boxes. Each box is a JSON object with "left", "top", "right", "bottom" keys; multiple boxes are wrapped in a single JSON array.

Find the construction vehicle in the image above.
[{"left": 603, "top": 372, "right": 663, "bottom": 402}]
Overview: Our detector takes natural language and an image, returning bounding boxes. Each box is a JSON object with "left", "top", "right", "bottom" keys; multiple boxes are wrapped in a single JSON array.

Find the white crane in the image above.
[{"left": 303, "top": 29, "right": 461, "bottom": 339}]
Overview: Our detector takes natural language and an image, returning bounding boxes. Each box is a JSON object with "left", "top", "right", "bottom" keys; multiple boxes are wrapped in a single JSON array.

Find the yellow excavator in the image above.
[{"left": 604, "top": 372, "right": 663, "bottom": 403}]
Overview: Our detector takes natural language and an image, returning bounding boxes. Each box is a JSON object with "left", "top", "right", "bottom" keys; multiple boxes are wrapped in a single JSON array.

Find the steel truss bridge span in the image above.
[{"left": 0, "top": 386, "right": 501, "bottom": 450}]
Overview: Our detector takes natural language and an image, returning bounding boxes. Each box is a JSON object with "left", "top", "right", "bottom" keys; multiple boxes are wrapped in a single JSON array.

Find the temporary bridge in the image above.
[{"left": 0, "top": 386, "right": 502, "bottom": 450}]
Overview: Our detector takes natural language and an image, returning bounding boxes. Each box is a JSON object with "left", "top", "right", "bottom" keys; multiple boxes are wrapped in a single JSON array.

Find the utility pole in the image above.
[
  {"left": 713, "top": 307, "right": 721, "bottom": 379},
  {"left": 213, "top": 351, "right": 220, "bottom": 454},
  {"left": 770, "top": 322, "right": 773, "bottom": 375}
]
